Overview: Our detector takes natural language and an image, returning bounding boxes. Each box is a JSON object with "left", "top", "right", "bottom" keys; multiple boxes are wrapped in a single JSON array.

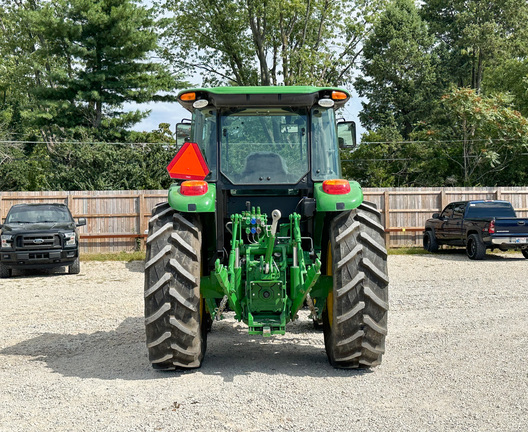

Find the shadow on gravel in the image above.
[
  {"left": 201, "top": 319, "right": 373, "bottom": 382},
  {"left": 1, "top": 314, "right": 371, "bottom": 381},
  {"left": 420, "top": 249, "right": 526, "bottom": 262},
  {"left": 5, "top": 268, "right": 71, "bottom": 278},
  {"left": 125, "top": 260, "right": 144, "bottom": 273}
]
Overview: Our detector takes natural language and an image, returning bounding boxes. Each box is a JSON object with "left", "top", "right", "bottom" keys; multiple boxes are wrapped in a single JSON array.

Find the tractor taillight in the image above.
[
  {"left": 488, "top": 220, "right": 495, "bottom": 234},
  {"left": 322, "top": 179, "right": 351, "bottom": 195},
  {"left": 180, "top": 180, "right": 208, "bottom": 196}
]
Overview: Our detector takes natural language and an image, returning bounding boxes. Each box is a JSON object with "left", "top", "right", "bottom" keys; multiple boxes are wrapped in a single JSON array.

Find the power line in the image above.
[
  {"left": 343, "top": 153, "right": 528, "bottom": 163},
  {"left": 350, "top": 137, "right": 527, "bottom": 145},
  {"left": 0, "top": 140, "right": 175, "bottom": 146}
]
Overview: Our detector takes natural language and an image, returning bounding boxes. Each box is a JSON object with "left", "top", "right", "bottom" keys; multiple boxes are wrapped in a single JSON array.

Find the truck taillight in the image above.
[
  {"left": 488, "top": 220, "right": 495, "bottom": 234},
  {"left": 180, "top": 180, "right": 208, "bottom": 196},
  {"left": 322, "top": 179, "right": 351, "bottom": 195}
]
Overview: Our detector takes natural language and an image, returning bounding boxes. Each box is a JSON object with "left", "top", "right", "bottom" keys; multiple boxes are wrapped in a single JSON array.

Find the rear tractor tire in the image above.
[
  {"left": 522, "top": 248, "right": 528, "bottom": 259},
  {"left": 144, "top": 202, "right": 208, "bottom": 370},
  {"left": 323, "top": 202, "right": 389, "bottom": 368}
]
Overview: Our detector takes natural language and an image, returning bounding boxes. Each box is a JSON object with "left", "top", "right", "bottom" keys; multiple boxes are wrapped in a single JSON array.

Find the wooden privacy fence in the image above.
[{"left": 1, "top": 187, "right": 527, "bottom": 251}]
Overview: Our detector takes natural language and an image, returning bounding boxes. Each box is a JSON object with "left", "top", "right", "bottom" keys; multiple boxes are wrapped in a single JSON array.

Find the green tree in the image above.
[
  {"left": 342, "top": 127, "right": 449, "bottom": 187},
  {"left": 414, "top": 88, "right": 528, "bottom": 186},
  {"left": 421, "top": 0, "right": 528, "bottom": 93},
  {"left": 354, "top": 0, "right": 441, "bottom": 139},
  {"left": 157, "top": 0, "right": 387, "bottom": 86},
  {"left": 38, "top": 0, "right": 181, "bottom": 138},
  {"left": 0, "top": 0, "right": 182, "bottom": 143},
  {"left": 483, "top": 59, "right": 528, "bottom": 117}
]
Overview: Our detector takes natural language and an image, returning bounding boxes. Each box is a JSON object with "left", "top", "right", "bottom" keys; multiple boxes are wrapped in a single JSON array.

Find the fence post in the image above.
[
  {"left": 440, "top": 188, "right": 447, "bottom": 211},
  {"left": 496, "top": 188, "right": 502, "bottom": 200},
  {"left": 138, "top": 193, "right": 147, "bottom": 250},
  {"left": 383, "top": 191, "right": 390, "bottom": 248}
]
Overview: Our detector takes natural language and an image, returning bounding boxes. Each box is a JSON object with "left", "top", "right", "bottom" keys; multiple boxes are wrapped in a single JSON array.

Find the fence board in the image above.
[{"left": 1, "top": 187, "right": 527, "bottom": 251}]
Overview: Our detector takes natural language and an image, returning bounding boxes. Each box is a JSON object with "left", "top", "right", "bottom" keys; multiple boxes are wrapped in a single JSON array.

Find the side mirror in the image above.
[
  {"left": 176, "top": 122, "right": 192, "bottom": 147},
  {"left": 337, "top": 121, "right": 357, "bottom": 149},
  {"left": 432, "top": 213, "right": 440, "bottom": 219},
  {"left": 77, "top": 218, "right": 87, "bottom": 227}
]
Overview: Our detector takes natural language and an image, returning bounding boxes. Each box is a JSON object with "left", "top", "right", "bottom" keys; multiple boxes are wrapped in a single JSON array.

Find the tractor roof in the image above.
[{"left": 177, "top": 86, "right": 351, "bottom": 112}]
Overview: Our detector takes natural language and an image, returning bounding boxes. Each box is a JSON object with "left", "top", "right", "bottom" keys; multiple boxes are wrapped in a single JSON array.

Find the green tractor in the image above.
[{"left": 144, "top": 86, "right": 389, "bottom": 370}]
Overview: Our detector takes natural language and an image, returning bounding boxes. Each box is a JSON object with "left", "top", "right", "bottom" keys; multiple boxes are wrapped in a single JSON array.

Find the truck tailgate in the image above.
[
  {"left": 494, "top": 218, "right": 528, "bottom": 235},
  {"left": 493, "top": 218, "right": 528, "bottom": 245}
]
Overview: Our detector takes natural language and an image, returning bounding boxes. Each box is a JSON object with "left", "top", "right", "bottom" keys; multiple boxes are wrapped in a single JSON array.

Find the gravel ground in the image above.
[{"left": 0, "top": 252, "right": 527, "bottom": 432}]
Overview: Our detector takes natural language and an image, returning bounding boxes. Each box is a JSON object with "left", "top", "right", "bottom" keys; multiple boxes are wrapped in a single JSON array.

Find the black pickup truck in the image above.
[
  {"left": 423, "top": 200, "right": 528, "bottom": 260},
  {"left": 0, "top": 203, "right": 86, "bottom": 277}
]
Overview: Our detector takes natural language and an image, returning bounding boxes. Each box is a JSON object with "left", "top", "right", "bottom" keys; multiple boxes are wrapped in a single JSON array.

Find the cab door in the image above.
[
  {"left": 443, "top": 202, "right": 466, "bottom": 241},
  {"left": 435, "top": 203, "right": 455, "bottom": 240}
]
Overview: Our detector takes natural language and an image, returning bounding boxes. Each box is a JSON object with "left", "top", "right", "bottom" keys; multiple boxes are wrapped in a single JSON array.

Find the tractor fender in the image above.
[
  {"left": 168, "top": 182, "right": 216, "bottom": 213},
  {"left": 313, "top": 181, "right": 363, "bottom": 212}
]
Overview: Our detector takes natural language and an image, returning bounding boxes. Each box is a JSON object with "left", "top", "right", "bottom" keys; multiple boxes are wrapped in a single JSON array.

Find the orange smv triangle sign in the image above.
[{"left": 167, "top": 142, "right": 210, "bottom": 180}]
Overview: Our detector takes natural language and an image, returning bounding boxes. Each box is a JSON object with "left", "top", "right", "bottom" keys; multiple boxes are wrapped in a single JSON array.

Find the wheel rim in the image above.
[
  {"left": 469, "top": 239, "right": 475, "bottom": 256},
  {"left": 326, "top": 241, "right": 334, "bottom": 329}
]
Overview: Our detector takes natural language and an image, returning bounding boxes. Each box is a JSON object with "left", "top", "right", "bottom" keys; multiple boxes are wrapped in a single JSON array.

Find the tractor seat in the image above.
[{"left": 241, "top": 152, "right": 288, "bottom": 178}]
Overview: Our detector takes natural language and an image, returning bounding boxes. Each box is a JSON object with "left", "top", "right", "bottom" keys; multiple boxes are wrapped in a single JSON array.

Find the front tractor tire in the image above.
[
  {"left": 144, "top": 202, "right": 207, "bottom": 370},
  {"left": 323, "top": 202, "right": 389, "bottom": 369}
]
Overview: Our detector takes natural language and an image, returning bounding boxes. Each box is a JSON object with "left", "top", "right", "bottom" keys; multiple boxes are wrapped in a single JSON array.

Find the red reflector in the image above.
[
  {"left": 167, "top": 142, "right": 210, "bottom": 180},
  {"left": 180, "top": 180, "right": 208, "bottom": 196},
  {"left": 488, "top": 220, "right": 495, "bottom": 234},
  {"left": 322, "top": 179, "right": 351, "bottom": 195}
]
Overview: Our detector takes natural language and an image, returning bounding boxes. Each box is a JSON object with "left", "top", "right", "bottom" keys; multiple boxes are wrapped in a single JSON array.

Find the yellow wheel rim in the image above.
[{"left": 326, "top": 241, "right": 334, "bottom": 328}]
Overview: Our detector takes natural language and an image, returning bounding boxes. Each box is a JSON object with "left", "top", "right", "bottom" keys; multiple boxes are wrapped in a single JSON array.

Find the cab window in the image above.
[
  {"left": 453, "top": 203, "right": 466, "bottom": 219},
  {"left": 441, "top": 204, "right": 455, "bottom": 219}
]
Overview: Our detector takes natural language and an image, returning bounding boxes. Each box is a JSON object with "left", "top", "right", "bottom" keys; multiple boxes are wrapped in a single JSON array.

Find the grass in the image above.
[
  {"left": 81, "top": 251, "right": 146, "bottom": 262},
  {"left": 388, "top": 247, "right": 428, "bottom": 255}
]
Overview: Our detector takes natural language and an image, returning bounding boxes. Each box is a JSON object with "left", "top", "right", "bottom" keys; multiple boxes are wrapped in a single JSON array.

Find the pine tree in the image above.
[{"left": 35, "top": 0, "right": 180, "bottom": 139}]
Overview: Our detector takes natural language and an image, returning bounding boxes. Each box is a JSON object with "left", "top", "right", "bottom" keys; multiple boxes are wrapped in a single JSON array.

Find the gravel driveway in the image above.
[{"left": 0, "top": 253, "right": 527, "bottom": 432}]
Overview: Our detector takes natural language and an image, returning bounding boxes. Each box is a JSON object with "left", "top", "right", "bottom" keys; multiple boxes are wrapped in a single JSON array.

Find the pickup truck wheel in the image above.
[
  {"left": 144, "top": 202, "right": 206, "bottom": 370},
  {"left": 423, "top": 230, "right": 439, "bottom": 253},
  {"left": 69, "top": 258, "right": 80, "bottom": 274},
  {"left": 0, "top": 262, "right": 12, "bottom": 278},
  {"left": 466, "top": 234, "right": 486, "bottom": 260},
  {"left": 522, "top": 248, "right": 528, "bottom": 259},
  {"left": 323, "top": 202, "right": 389, "bottom": 368}
]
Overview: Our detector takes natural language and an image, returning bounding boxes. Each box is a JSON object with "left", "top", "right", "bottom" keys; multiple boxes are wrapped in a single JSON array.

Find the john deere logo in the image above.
[{"left": 33, "top": 239, "right": 45, "bottom": 244}]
